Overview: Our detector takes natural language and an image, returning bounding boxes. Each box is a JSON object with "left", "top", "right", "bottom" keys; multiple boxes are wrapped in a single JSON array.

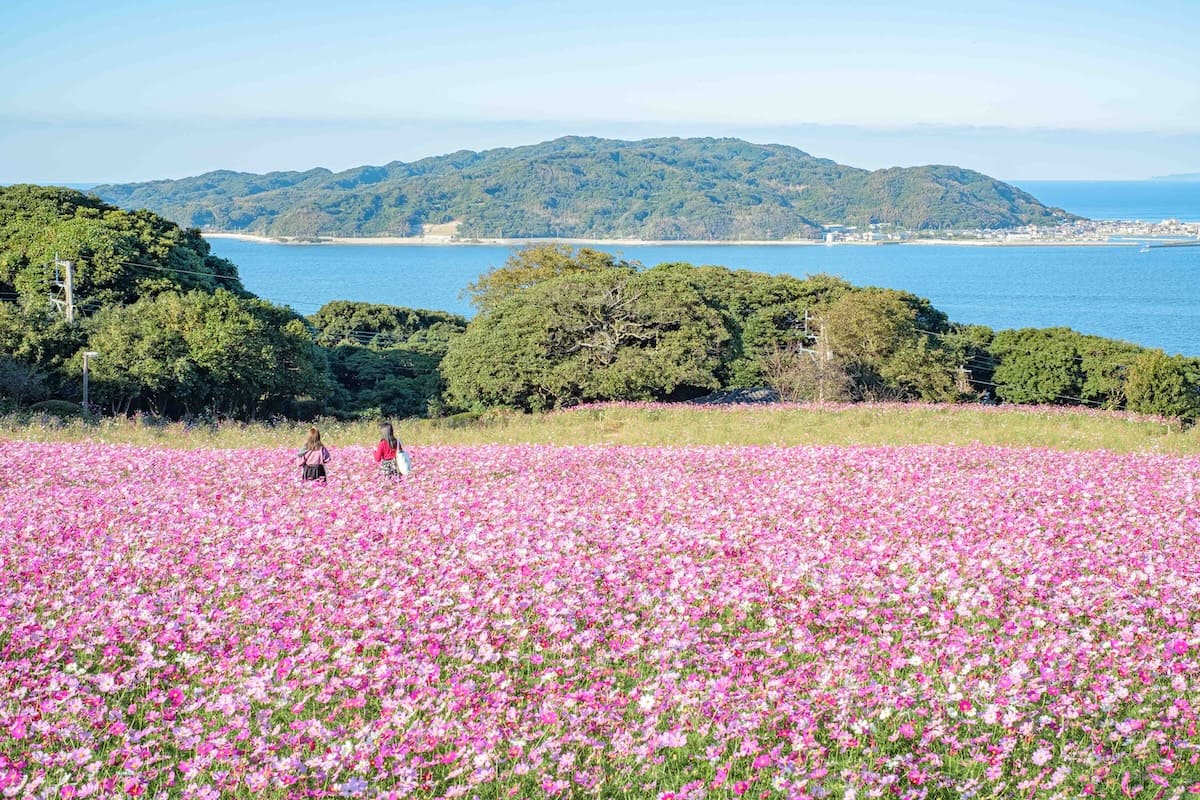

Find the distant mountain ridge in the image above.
[{"left": 93, "top": 137, "right": 1077, "bottom": 240}]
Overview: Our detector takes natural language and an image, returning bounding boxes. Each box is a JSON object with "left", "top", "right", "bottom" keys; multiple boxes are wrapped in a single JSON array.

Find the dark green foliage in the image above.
[
  {"left": 444, "top": 248, "right": 962, "bottom": 410},
  {"left": 85, "top": 290, "right": 332, "bottom": 418},
  {"left": 989, "top": 328, "right": 1144, "bottom": 407},
  {"left": 0, "top": 185, "right": 245, "bottom": 308},
  {"left": 0, "top": 184, "right": 461, "bottom": 419},
  {"left": 817, "top": 288, "right": 959, "bottom": 401},
  {"left": 326, "top": 346, "right": 448, "bottom": 419},
  {"left": 0, "top": 186, "right": 340, "bottom": 420},
  {"left": 663, "top": 266, "right": 853, "bottom": 387},
  {"left": 27, "top": 399, "right": 87, "bottom": 419},
  {"left": 308, "top": 301, "right": 467, "bottom": 418},
  {"left": 1124, "top": 350, "right": 1200, "bottom": 420},
  {"left": 0, "top": 302, "right": 84, "bottom": 404},
  {"left": 94, "top": 137, "right": 1077, "bottom": 241},
  {"left": 991, "top": 329, "right": 1086, "bottom": 404},
  {"left": 309, "top": 300, "right": 467, "bottom": 349},
  {"left": 466, "top": 245, "right": 639, "bottom": 311},
  {"left": 443, "top": 266, "right": 728, "bottom": 411},
  {"left": 0, "top": 356, "right": 46, "bottom": 408}
]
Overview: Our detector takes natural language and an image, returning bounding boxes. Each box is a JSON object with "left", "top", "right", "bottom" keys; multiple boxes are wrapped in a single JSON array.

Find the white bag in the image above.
[{"left": 396, "top": 449, "right": 413, "bottom": 476}]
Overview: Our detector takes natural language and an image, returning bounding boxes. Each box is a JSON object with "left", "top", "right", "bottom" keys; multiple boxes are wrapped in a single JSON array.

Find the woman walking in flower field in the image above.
[
  {"left": 297, "top": 426, "right": 331, "bottom": 482},
  {"left": 373, "top": 420, "right": 408, "bottom": 479}
]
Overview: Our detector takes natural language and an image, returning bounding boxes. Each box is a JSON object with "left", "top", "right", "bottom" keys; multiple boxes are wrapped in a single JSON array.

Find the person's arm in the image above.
[{"left": 374, "top": 440, "right": 385, "bottom": 463}]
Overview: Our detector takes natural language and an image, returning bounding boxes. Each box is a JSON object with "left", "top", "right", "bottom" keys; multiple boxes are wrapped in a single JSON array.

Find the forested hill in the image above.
[{"left": 93, "top": 137, "right": 1077, "bottom": 240}]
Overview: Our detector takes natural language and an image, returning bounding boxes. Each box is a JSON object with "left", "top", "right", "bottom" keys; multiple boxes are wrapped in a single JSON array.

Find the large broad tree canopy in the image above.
[{"left": 0, "top": 185, "right": 244, "bottom": 309}]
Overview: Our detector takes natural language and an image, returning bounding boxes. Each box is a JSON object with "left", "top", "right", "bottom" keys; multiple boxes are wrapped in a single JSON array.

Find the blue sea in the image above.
[
  {"left": 1017, "top": 180, "right": 1200, "bottom": 223},
  {"left": 206, "top": 180, "right": 1200, "bottom": 356}
]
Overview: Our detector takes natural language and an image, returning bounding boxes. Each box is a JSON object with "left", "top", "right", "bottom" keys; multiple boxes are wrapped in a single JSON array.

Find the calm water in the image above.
[
  {"left": 207, "top": 180, "right": 1200, "bottom": 356},
  {"left": 1015, "top": 180, "right": 1200, "bottom": 222},
  {"left": 209, "top": 239, "right": 1200, "bottom": 356}
]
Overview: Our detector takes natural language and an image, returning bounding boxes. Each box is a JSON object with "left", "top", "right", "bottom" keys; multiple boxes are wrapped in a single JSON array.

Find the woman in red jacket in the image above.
[{"left": 373, "top": 421, "right": 405, "bottom": 479}]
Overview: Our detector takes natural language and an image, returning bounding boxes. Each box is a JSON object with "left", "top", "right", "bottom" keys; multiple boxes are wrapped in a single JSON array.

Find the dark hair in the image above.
[{"left": 380, "top": 421, "right": 397, "bottom": 451}]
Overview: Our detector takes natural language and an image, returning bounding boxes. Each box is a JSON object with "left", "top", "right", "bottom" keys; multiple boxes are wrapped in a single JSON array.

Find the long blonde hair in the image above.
[{"left": 304, "top": 426, "right": 323, "bottom": 451}]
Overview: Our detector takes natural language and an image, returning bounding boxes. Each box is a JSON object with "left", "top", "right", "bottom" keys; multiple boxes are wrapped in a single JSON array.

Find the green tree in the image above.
[
  {"left": 988, "top": 328, "right": 1146, "bottom": 408},
  {"left": 86, "top": 294, "right": 197, "bottom": 415},
  {"left": 309, "top": 301, "right": 467, "bottom": 418},
  {"left": 86, "top": 290, "right": 330, "bottom": 418},
  {"left": 465, "top": 244, "right": 638, "bottom": 312},
  {"left": 670, "top": 267, "right": 853, "bottom": 387},
  {"left": 990, "top": 328, "right": 1085, "bottom": 405},
  {"left": 816, "top": 287, "right": 956, "bottom": 400},
  {"left": 0, "top": 302, "right": 83, "bottom": 405},
  {"left": 1077, "top": 338, "right": 1142, "bottom": 407},
  {"left": 1124, "top": 350, "right": 1200, "bottom": 420},
  {"left": 309, "top": 301, "right": 466, "bottom": 348},
  {"left": 443, "top": 266, "right": 726, "bottom": 411},
  {"left": 0, "top": 185, "right": 244, "bottom": 311},
  {"left": 0, "top": 356, "right": 47, "bottom": 409}
]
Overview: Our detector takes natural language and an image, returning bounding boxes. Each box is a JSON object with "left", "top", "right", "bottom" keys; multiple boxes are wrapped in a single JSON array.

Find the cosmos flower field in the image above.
[{"left": 2, "top": 441, "right": 1199, "bottom": 799}]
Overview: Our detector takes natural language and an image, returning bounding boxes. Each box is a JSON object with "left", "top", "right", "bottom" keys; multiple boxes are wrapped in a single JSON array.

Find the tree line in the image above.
[
  {"left": 1, "top": 186, "right": 1196, "bottom": 422},
  {"left": 441, "top": 246, "right": 1200, "bottom": 419}
]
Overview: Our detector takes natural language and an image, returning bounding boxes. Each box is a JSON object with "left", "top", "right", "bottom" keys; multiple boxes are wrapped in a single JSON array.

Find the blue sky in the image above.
[{"left": 2, "top": 0, "right": 1197, "bottom": 181}]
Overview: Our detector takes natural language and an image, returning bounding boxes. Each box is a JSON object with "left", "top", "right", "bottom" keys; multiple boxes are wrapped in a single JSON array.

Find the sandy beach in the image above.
[{"left": 201, "top": 232, "right": 1132, "bottom": 248}]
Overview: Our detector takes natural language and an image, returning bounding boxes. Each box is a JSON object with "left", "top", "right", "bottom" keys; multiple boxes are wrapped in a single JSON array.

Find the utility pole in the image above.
[
  {"left": 82, "top": 351, "right": 99, "bottom": 414},
  {"left": 816, "top": 320, "right": 833, "bottom": 363},
  {"left": 51, "top": 254, "right": 76, "bottom": 323},
  {"left": 798, "top": 310, "right": 837, "bottom": 402},
  {"left": 955, "top": 365, "right": 973, "bottom": 395}
]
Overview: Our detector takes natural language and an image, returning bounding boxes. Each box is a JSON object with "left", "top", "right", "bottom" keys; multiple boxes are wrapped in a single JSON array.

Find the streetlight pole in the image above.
[{"left": 82, "top": 351, "right": 99, "bottom": 414}]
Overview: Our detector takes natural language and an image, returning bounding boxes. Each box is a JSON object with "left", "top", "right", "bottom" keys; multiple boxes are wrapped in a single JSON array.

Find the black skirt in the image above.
[{"left": 302, "top": 464, "right": 327, "bottom": 482}]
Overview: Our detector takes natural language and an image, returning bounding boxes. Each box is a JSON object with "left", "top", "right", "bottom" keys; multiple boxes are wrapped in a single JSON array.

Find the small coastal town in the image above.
[{"left": 826, "top": 216, "right": 1200, "bottom": 244}]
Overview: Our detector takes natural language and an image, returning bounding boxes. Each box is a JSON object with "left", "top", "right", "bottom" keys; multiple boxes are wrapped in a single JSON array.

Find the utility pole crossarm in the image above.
[{"left": 51, "top": 253, "right": 76, "bottom": 324}]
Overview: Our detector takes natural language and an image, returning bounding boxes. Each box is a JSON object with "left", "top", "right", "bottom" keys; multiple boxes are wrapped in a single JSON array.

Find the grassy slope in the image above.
[{"left": 4, "top": 403, "right": 1197, "bottom": 454}]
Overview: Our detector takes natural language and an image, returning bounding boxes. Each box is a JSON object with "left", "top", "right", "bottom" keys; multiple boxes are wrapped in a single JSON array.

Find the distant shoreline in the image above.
[{"left": 202, "top": 232, "right": 1135, "bottom": 248}]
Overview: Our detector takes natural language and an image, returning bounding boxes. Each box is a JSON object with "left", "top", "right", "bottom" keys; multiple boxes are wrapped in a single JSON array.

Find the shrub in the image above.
[{"left": 28, "top": 399, "right": 86, "bottom": 419}]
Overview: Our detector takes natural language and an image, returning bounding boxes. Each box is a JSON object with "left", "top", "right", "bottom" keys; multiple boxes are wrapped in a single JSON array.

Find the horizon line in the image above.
[{"left": 5, "top": 114, "right": 1200, "bottom": 137}]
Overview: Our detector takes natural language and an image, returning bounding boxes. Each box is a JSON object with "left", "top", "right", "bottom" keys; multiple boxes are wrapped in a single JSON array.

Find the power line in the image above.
[
  {"left": 963, "top": 375, "right": 1110, "bottom": 409},
  {"left": 106, "top": 257, "right": 241, "bottom": 283},
  {"left": 915, "top": 325, "right": 1145, "bottom": 370},
  {"left": 902, "top": 326, "right": 1118, "bottom": 408},
  {"left": 958, "top": 355, "right": 1108, "bottom": 408},
  {"left": 55, "top": 254, "right": 422, "bottom": 316}
]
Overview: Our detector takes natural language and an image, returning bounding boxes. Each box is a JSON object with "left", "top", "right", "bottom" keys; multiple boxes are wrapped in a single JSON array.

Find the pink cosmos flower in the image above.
[{"left": 3, "top": 440, "right": 1198, "bottom": 798}]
